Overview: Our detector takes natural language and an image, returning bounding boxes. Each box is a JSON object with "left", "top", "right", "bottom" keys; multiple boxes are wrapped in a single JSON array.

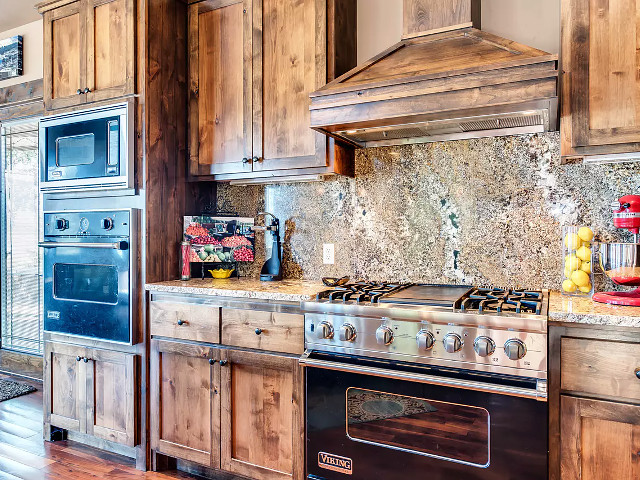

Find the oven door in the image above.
[
  {"left": 302, "top": 352, "right": 547, "bottom": 480},
  {"left": 41, "top": 239, "right": 131, "bottom": 343}
]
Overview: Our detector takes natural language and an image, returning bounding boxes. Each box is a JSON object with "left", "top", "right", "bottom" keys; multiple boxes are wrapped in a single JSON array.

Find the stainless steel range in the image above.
[{"left": 301, "top": 283, "right": 548, "bottom": 480}]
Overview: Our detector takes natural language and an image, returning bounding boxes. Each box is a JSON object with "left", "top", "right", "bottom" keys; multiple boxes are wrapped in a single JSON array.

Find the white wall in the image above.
[
  {"left": 357, "top": 0, "right": 560, "bottom": 63},
  {"left": 0, "top": 19, "right": 43, "bottom": 89}
]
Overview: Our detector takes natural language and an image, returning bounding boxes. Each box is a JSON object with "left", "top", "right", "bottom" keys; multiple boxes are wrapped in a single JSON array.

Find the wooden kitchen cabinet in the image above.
[
  {"left": 39, "top": 0, "right": 136, "bottom": 110},
  {"left": 44, "top": 341, "right": 137, "bottom": 447},
  {"left": 150, "top": 339, "right": 221, "bottom": 468},
  {"left": 561, "top": 0, "right": 640, "bottom": 160},
  {"left": 560, "top": 396, "right": 640, "bottom": 479},
  {"left": 549, "top": 325, "right": 640, "bottom": 480},
  {"left": 188, "top": 0, "right": 356, "bottom": 181},
  {"left": 220, "top": 348, "right": 303, "bottom": 480}
]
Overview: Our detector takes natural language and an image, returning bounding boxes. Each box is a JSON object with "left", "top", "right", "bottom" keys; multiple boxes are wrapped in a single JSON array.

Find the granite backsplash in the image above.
[{"left": 216, "top": 132, "right": 639, "bottom": 290}]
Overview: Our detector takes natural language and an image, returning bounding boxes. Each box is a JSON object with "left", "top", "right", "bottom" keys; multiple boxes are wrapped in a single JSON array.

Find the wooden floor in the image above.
[{"left": 0, "top": 374, "right": 201, "bottom": 480}]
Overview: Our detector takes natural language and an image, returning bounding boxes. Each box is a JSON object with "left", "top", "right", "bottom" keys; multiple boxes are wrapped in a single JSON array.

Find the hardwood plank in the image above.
[{"left": 0, "top": 443, "right": 55, "bottom": 469}]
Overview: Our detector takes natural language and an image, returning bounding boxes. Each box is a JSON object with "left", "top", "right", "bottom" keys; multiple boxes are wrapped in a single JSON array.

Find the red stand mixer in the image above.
[{"left": 593, "top": 195, "right": 640, "bottom": 306}]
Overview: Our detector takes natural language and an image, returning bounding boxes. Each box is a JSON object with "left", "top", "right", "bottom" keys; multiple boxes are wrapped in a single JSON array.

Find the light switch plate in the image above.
[{"left": 323, "top": 243, "right": 335, "bottom": 265}]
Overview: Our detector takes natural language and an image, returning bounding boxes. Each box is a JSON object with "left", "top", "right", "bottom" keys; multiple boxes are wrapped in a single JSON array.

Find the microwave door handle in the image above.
[
  {"left": 38, "top": 241, "right": 128, "bottom": 250},
  {"left": 299, "top": 354, "right": 547, "bottom": 401}
]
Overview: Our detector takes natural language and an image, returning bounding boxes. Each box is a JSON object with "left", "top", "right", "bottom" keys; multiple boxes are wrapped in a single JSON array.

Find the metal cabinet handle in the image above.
[
  {"left": 177, "top": 319, "right": 186, "bottom": 326},
  {"left": 209, "top": 359, "right": 215, "bottom": 365},
  {"left": 255, "top": 328, "right": 263, "bottom": 335},
  {"left": 252, "top": 156, "right": 261, "bottom": 163},
  {"left": 83, "top": 357, "right": 89, "bottom": 363},
  {"left": 635, "top": 368, "right": 640, "bottom": 380},
  {"left": 219, "top": 360, "right": 228, "bottom": 366},
  {"left": 76, "top": 356, "right": 82, "bottom": 362},
  {"left": 242, "top": 157, "right": 251, "bottom": 164},
  {"left": 83, "top": 87, "right": 91, "bottom": 94},
  {"left": 76, "top": 89, "right": 83, "bottom": 95}
]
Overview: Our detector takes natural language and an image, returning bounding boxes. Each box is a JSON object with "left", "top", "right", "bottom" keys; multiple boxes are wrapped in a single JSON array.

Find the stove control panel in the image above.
[{"left": 305, "top": 313, "right": 547, "bottom": 377}]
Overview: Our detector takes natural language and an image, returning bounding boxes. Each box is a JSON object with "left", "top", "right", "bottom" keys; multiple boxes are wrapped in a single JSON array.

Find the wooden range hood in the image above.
[{"left": 310, "top": 0, "right": 558, "bottom": 148}]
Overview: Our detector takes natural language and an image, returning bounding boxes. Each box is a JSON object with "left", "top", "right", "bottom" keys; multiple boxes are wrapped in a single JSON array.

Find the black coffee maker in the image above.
[{"left": 253, "top": 212, "right": 282, "bottom": 282}]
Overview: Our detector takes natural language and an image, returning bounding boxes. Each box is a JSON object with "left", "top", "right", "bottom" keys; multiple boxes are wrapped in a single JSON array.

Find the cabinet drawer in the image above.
[
  {"left": 150, "top": 301, "right": 220, "bottom": 344},
  {"left": 221, "top": 309, "right": 304, "bottom": 355},
  {"left": 561, "top": 337, "right": 640, "bottom": 402}
]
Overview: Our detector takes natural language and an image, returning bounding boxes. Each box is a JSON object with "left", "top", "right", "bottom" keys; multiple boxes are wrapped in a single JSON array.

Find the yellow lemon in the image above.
[
  {"left": 564, "top": 232, "right": 582, "bottom": 250},
  {"left": 564, "top": 267, "right": 572, "bottom": 278},
  {"left": 578, "top": 284, "right": 592, "bottom": 293},
  {"left": 562, "top": 279, "right": 578, "bottom": 293},
  {"left": 571, "top": 270, "right": 591, "bottom": 288},
  {"left": 576, "top": 245, "right": 592, "bottom": 262},
  {"left": 577, "top": 227, "right": 594, "bottom": 242},
  {"left": 565, "top": 255, "right": 582, "bottom": 271},
  {"left": 580, "top": 261, "right": 591, "bottom": 274}
]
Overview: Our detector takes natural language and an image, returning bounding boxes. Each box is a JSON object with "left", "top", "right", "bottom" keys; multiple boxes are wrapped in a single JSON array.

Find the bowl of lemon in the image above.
[{"left": 562, "top": 226, "right": 594, "bottom": 296}]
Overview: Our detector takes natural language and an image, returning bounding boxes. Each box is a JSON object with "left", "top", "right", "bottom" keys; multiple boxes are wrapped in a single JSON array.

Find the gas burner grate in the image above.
[
  {"left": 316, "top": 282, "right": 408, "bottom": 304},
  {"left": 460, "top": 288, "right": 544, "bottom": 315}
]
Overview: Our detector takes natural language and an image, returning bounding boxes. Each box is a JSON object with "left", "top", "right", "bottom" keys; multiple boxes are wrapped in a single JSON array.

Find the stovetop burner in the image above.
[
  {"left": 460, "top": 288, "right": 544, "bottom": 315},
  {"left": 316, "top": 282, "right": 407, "bottom": 304}
]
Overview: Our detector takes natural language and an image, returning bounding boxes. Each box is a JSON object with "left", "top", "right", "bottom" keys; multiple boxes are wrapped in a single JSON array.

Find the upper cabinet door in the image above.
[
  {"left": 252, "top": 0, "right": 328, "bottom": 172},
  {"left": 43, "top": 1, "right": 87, "bottom": 110},
  {"left": 562, "top": 0, "right": 640, "bottom": 158},
  {"left": 188, "top": 0, "right": 253, "bottom": 176},
  {"left": 85, "top": 0, "right": 136, "bottom": 103}
]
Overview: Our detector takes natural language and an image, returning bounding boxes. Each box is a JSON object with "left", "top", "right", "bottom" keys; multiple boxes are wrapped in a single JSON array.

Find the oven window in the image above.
[
  {"left": 56, "top": 133, "right": 95, "bottom": 166},
  {"left": 53, "top": 264, "right": 118, "bottom": 304},
  {"left": 346, "top": 388, "right": 490, "bottom": 467}
]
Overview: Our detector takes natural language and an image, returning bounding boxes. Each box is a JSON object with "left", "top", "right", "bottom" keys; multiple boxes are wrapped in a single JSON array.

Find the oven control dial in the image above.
[
  {"left": 376, "top": 326, "right": 394, "bottom": 345},
  {"left": 443, "top": 333, "right": 463, "bottom": 353},
  {"left": 416, "top": 330, "right": 435, "bottom": 351},
  {"left": 55, "top": 218, "right": 69, "bottom": 231},
  {"left": 338, "top": 324, "right": 356, "bottom": 342},
  {"left": 504, "top": 339, "right": 527, "bottom": 360},
  {"left": 473, "top": 336, "right": 496, "bottom": 357},
  {"left": 315, "top": 321, "right": 334, "bottom": 340},
  {"left": 102, "top": 217, "right": 114, "bottom": 231}
]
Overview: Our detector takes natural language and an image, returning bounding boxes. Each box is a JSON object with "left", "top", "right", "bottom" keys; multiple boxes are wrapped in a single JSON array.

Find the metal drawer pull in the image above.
[
  {"left": 76, "top": 356, "right": 82, "bottom": 362},
  {"left": 635, "top": 368, "right": 640, "bottom": 380},
  {"left": 255, "top": 328, "right": 263, "bottom": 335},
  {"left": 209, "top": 359, "right": 215, "bottom": 365},
  {"left": 177, "top": 319, "right": 187, "bottom": 326},
  {"left": 299, "top": 355, "right": 547, "bottom": 401},
  {"left": 219, "top": 360, "right": 228, "bottom": 366},
  {"left": 39, "top": 241, "right": 128, "bottom": 250},
  {"left": 83, "top": 357, "right": 90, "bottom": 363}
]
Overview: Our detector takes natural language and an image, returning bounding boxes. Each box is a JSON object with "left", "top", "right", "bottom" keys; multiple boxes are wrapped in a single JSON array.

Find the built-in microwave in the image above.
[{"left": 39, "top": 101, "right": 134, "bottom": 192}]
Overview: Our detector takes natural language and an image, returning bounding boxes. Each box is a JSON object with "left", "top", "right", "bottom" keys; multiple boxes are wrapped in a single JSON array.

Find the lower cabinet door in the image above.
[
  {"left": 150, "top": 339, "right": 220, "bottom": 467},
  {"left": 45, "top": 342, "right": 86, "bottom": 433},
  {"left": 220, "top": 348, "right": 303, "bottom": 480},
  {"left": 561, "top": 395, "right": 640, "bottom": 479},
  {"left": 85, "top": 349, "right": 137, "bottom": 446}
]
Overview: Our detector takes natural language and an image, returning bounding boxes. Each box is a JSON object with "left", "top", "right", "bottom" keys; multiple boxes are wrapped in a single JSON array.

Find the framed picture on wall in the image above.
[{"left": 0, "top": 36, "right": 23, "bottom": 80}]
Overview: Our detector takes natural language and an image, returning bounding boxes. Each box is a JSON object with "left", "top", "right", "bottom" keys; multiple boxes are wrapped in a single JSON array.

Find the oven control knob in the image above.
[
  {"left": 338, "top": 324, "right": 356, "bottom": 342},
  {"left": 102, "top": 217, "right": 114, "bottom": 231},
  {"left": 315, "top": 321, "right": 334, "bottom": 340},
  {"left": 376, "top": 326, "right": 394, "bottom": 345},
  {"left": 474, "top": 336, "right": 496, "bottom": 357},
  {"left": 55, "top": 218, "right": 68, "bottom": 231},
  {"left": 416, "top": 330, "right": 435, "bottom": 351},
  {"left": 504, "top": 339, "right": 527, "bottom": 360},
  {"left": 443, "top": 333, "right": 463, "bottom": 353}
]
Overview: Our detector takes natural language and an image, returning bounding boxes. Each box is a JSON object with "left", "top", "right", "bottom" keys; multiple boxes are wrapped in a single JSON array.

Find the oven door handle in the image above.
[
  {"left": 38, "top": 241, "right": 129, "bottom": 250},
  {"left": 299, "top": 354, "right": 547, "bottom": 401}
]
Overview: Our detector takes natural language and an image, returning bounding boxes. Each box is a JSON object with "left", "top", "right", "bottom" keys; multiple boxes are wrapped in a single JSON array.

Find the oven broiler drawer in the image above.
[{"left": 302, "top": 352, "right": 548, "bottom": 480}]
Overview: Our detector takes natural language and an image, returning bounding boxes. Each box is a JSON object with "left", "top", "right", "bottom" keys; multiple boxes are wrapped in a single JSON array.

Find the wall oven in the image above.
[
  {"left": 40, "top": 209, "right": 137, "bottom": 344},
  {"left": 39, "top": 102, "right": 134, "bottom": 191}
]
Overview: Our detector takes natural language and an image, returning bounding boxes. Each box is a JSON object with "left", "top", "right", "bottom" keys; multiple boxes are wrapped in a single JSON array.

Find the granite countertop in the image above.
[
  {"left": 145, "top": 278, "right": 327, "bottom": 303},
  {"left": 548, "top": 291, "right": 640, "bottom": 328}
]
